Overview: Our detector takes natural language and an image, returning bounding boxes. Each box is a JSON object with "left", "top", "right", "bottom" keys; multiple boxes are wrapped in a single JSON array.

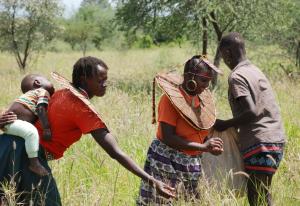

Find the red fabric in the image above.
[
  {"left": 244, "top": 165, "right": 276, "bottom": 173},
  {"left": 243, "top": 146, "right": 282, "bottom": 159},
  {"left": 35, "top": 89, "right": 106, "bottom": 159},
  {"left": 156, "top": 94, "right": 209, "bottom": 155}
]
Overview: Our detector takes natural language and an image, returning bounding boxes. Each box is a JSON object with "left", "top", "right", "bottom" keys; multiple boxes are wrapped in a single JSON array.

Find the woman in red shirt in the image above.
[{"left": 0, "top": 56, "right": 175, "bottom": 206}]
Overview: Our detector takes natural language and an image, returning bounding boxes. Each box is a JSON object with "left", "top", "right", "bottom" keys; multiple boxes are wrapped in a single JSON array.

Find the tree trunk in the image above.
[
  {"left": 10, "top": 3, "right": 26, "bottom": 70},
  {"left": 296, "top": 40, "right": 300, "bottom": 68},
  {"left": 209, "top": 11, "right": 223, "bottom": 88},
  {"left": 213, "top": 32, "right": 223, "bottom": 69},
  {"left": 202, "top": 17, "right": 208, "bottom": 55},
  {"left": 82, "top": 42, "right": 87, "bottom": 57}
]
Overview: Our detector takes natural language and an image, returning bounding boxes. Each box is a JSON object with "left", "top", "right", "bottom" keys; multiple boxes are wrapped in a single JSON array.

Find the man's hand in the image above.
[
  {"left": 213, "top": 119, "right": 230, "bottom": 132},
  {"left": 0, "top": 111, "right": 17, "bottom": 129},
  {"left": 43, "top": 128, "right": 52, "bottom": 141}
]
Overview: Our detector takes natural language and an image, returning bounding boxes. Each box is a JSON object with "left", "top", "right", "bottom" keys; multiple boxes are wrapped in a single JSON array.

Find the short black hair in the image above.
[
  {"left": 219, "top": 32, "right": 246, "bottom": 54},
  {"left": 72, "top": 56, "right": 108, "bottom": 88},
  {"left": 184, "top": 55, "right": 209, "bottom": 74}
]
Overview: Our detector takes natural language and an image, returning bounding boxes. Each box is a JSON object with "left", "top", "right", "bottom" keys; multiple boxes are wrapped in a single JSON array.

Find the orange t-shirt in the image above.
[
  {"left": 156, "top": 94, "right": 209, "bottom": 156},
  {"left": 35, "top": 89, "right": 106, "bottom": 159}
]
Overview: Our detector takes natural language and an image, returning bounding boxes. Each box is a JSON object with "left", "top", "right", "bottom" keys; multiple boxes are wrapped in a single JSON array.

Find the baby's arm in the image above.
[{"left": 36, "top": 104, "right": 51, "bottom": 141}]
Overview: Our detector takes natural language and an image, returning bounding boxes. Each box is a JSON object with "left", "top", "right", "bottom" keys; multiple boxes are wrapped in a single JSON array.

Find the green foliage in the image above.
[
  {"left": 45, "top": 39, "right": 73, "bottom": 52},
  {"left": 115, "top": 0, "right": 299, "bottom": 87},
  {"left": 63, "top": 1, "right": 115, "bottom": 55},
  {"left": 115, "top": 0, "right": 202, "bottom": 46},
  {"left": 0, "top": 0, "right": 296, "bottom": 71},
  {"left": 81, "top": 0, "right": 111, "bottom": 9},
  {"left": 116, "top": 1, "right": 272, "bottom": 50},
  {"left": 0, "top": 0, "right": 62, "bottom": 70},
  {"left": 136, "top": 35, "right": 153, "bottom": 48},
  {"left": 267, "top": 0, "right": 300, "bottom": 69},
  {"left": 63, "top": 6, "right": 98, "bottom": 55}
]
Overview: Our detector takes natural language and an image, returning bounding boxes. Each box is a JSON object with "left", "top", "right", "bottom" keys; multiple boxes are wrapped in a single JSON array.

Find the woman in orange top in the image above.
[{"left": 137, "top": 55, "right": 224, "bottom": 205}]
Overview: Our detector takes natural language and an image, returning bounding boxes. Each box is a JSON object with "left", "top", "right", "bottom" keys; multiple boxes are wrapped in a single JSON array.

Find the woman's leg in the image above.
[
  {"left": 0, "top": 134, "right": 61, "bottom": 206},
  {"left": 137, "top": 139, "right": 177, "bottom": 205},
  {"left": 170, "top": 152, "right": 202, "bottom": 201}
]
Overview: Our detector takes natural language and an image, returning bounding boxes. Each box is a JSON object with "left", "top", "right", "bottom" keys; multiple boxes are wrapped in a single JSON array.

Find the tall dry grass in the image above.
[{"left": 0, "top": 44, "right": 299, "bottom": 205}]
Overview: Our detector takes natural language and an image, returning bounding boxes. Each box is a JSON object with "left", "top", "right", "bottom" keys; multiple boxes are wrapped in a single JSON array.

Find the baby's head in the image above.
[{"left": 21, "top": 74, "right": 55, "bottom": 96}]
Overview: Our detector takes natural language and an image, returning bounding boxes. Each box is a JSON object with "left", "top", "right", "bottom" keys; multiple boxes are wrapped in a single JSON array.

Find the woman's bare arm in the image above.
[
  {"left": 161, "top": 122, "right": 223, "bottom": 153},
  {"left": 91, "top": 128, "right": 176, "bottom": 198}
]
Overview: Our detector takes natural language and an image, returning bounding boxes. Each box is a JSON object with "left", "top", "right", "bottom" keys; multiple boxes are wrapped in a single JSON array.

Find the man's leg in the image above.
[
  {"left": 247, "top": 173, "right": 273, "bottom": 206},
  {"left": 243, "top": 143, "right": 284, "bottom": 206}
]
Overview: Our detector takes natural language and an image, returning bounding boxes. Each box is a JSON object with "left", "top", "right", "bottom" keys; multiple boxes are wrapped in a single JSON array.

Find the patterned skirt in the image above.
[
  {"left": 242, "top": 142, "right": 284, "bottom": 175},
  {"left": 137, "top": 139, "right": 202, "bottom": 206}
]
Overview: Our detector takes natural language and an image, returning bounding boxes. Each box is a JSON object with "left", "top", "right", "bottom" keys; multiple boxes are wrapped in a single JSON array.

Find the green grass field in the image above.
[{"left": 0, "top": 44, "right": 299, "bottom": 205}]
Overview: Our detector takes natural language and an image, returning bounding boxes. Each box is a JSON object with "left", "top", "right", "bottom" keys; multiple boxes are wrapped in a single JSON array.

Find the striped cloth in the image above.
[
  {"left": 242, "top": 142, "right": 284, "bottom": 175},
  {"left": 15, "top": 88, "right": 50, "bottom": 115},
  {"left": 137, "top": 139, "right": 202, "bottom": 205}
]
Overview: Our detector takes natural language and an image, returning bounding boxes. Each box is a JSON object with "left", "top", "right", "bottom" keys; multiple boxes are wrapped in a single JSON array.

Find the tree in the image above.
[
  {"left": 116, "top": 0, "right": 200, "bottom": 47},
  {"left": 81, "top": 0, "right": 111, "bottom": 9},
  {"left": 64, "top": 1, "right": 115, "bottom": 55},
  {"left": 203, "top": 0, "right": 275, "bottom": 85},
  {"left": 0, "top": 0, "right": 61, "bottom": 70},
  {"left": 64, "top": 6, "right": 97, "bottom": 56},
  {"left": 267, "top": 0, "right": 300, "bottom": 69},
  {"left": 116, "top": 0, "right": 280, "bottom": 86},
  {"left": 116, "top": 0, "right": 270, "bottom": 54}
]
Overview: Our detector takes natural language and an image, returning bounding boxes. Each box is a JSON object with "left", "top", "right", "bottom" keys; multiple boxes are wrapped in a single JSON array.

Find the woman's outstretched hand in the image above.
[
  {"left": 92, "top": 129, "right": 176, "bottom": 199},
  {"left": 0, "top": 111, "right": 17, "bottom": 129},
  {"left": 152, "top": 178, "right": 176, "bottom": 199}
]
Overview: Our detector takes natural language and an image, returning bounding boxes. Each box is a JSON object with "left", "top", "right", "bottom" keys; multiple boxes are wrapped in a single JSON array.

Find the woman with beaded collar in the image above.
[{"left": 137, "top": 55, "right": 224, "bottom": 205}]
